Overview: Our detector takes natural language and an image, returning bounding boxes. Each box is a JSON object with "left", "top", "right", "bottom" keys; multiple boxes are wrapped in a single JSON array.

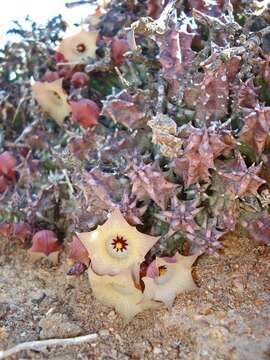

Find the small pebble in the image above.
[
  {"left": 108, "top": 310, "right": 117, "bottom": 320},
  {"left": 99, "top": 329, "right": 110, "bottom": 337},
  {"left": 153, "top": 346, "right": 162, "bottom": 355}
]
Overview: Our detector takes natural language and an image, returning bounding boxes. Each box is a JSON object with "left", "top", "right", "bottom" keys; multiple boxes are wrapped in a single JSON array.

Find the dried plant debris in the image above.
[
  {"left": 1, "top": 0, "right": 270, "bottom": 320},
  {"left": 102, "top": 89, "right": 151, "bottom": 129}
]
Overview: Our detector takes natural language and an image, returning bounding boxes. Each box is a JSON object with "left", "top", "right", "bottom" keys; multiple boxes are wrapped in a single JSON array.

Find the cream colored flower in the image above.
[
  {"left": 98, "top": 0, "right": 111, "bottom": 7},
  {"left": 142, "top": 253, "right": 198, "bottom": 307},
  {"left": 77, "top": 208, "right": 159, "bottom": 276},
  {"left": 254, "top": 0, "right": 268, "bottom": 15},
  {"left": 88, "top": 267, "right": 160, "bottom": 322},
  {"left": 56, "top": 29, "right": 98, "bottom": 64},
  {"left": 32, "top": 78, "right": 71, "bottom": 125}
]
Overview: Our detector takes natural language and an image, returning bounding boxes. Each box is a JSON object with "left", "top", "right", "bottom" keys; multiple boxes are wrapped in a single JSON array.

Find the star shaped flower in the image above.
[
  {"left": 56, "top": 28, "right": 98, "bottom": 64},
  {"left": 77, "top": 208, "right": 160, "bottom": 276},
  {"left": 142, "top": 253, "right": 198, "bottom": 307},
  {"left": 32, "top": 78, "right": 71, "bottom": 125}
]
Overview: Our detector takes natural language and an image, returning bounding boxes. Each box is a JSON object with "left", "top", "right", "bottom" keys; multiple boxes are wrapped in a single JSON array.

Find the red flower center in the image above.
[
  {"left": 76, "top": 43, "right": 86, "bottom": 53},
  {"left": 111, "top": 235, "right": 128, "bottom": 252}
]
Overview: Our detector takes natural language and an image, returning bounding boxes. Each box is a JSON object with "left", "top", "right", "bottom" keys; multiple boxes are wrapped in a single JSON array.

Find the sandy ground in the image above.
[{"left": 0, "top": 233, "right": 270, "bottom": 360}]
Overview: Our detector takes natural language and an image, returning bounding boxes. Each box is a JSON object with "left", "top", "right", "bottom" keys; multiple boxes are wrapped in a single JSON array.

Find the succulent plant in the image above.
[{"left": 1, "top": 0, "right": 270, "bottom": 321}]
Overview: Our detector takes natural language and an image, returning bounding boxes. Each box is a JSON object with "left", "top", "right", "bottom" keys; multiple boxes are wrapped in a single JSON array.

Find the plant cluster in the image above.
[
  {"left": 0, "top": 0, "right": 270, "bottom": 318},
  {"left": 75, "top": 208, "right": 197, "bottom": 321}
]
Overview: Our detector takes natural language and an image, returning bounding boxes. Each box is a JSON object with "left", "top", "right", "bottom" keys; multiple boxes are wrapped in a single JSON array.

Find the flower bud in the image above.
[
  {"left": 71, "top": 72, "right": 90, "bottom": 88},
  {"left": 71, "top": 99, "right": 100, "bottom": 128}
]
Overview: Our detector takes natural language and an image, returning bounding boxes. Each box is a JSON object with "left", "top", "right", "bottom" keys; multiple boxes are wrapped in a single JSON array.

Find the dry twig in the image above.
[{"left": 0, "top": 333, "right": 98, "bottom": 359}]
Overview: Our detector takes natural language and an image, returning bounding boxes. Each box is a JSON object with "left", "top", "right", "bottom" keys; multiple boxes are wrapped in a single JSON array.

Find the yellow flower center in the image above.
[
  {"left": 115, "top": 242, "right": 123, "bottom": 250},
  {"left": 111, "top": 236, "right": 128, "bottom": 253},
  {"left": 158, "top": 266, "right": 167, "bottom": 276}
]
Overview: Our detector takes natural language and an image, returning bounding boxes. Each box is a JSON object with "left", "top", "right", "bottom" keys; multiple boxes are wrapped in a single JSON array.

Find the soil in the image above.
[{"left": 0, "top": 233, "right": 270, "bottom": 360}]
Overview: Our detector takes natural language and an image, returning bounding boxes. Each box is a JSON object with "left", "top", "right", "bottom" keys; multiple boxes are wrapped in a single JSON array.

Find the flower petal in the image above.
[
  {"left": 88, "top": 267, "right": 160, "bottom": 322},
  {"left": 32, "top": 78, "right": 71, "bottom": 125}
]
